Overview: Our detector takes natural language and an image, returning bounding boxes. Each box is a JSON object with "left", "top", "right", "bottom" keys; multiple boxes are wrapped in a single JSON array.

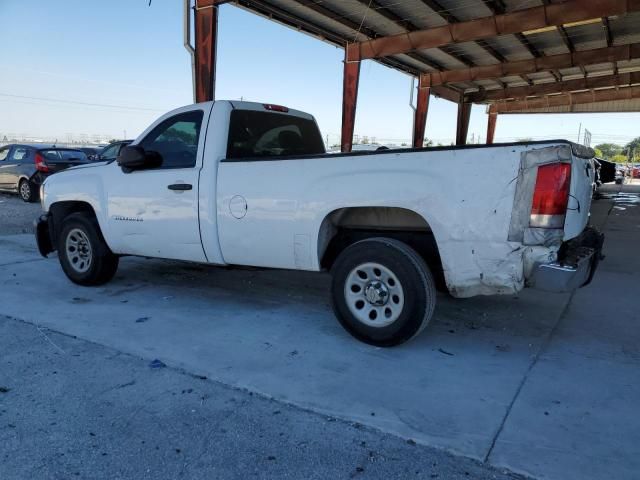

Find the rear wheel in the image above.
[
  {"left": 331, "top": 237, "right": 436, "bottom": 347},
  {"left": 19, "top": 179, "right": 36, "bottom": 202},
  {"left": 57, "top": 213, "right": 119, "bottom": 286}
]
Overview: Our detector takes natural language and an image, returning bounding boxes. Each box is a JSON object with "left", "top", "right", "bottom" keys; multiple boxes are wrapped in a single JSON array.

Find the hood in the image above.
[{"left": 65, "top": 161, "right": 110, "bottom": 170}]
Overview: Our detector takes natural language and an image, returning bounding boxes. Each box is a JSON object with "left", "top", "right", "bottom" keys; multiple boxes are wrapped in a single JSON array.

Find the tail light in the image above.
[
  {"left": 263, "top": 104, "right": 289, "bottom": 113},
  {"left": 35, "top": 152, "right": 49, "bottom": 173},
  {"left": 530, "top": 163, "right": 571, "bottom": 229}
]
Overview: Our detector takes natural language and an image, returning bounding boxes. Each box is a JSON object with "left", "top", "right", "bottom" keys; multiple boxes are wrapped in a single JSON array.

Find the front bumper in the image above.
[
  {"left": 35, "top": 213, "right": 54, "bottom": 257},
  {"left": 529, "top": 227, "right": 604, "bottom": 293}
]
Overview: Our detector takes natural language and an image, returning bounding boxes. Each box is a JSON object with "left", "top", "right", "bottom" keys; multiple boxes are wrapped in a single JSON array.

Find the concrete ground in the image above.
[{"left": 0, "top": 183, "right": 639, "bottom": 479}]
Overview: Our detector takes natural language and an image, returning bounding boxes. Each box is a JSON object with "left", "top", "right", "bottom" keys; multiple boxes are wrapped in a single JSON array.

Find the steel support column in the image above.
[
  {"left": 456, "top": 102, "right": 472, "bottom": 145},
  {"left": 413, "top": 86, "right": 431, "bottom": 148},
  {"left": 486, "top": 110, "right": 498, "bottom": 144},
  {"left": 341, "top": 45, "right": 361, "bottom": 153},
  {"left": 194, "top": 1, "right": 219, "bottom": 103}
]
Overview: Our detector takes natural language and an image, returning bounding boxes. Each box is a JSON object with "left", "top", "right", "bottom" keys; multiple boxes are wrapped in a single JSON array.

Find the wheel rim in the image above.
[
  {"left": 20, "top": 182, "right": 30, "bottom": 200},
  {"left": 65, "top": 228, "right": 93, "bottom": 274},
  {"left": 344, "top": 262, "right": 405, "bottom": 328}
]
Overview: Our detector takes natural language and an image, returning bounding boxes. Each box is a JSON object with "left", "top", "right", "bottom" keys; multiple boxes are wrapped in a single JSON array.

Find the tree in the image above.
[
  {"left": 595, "top": 143, "right": 623, "bottom": 159},
  {"left": 594, "top": 148, "right": 603, "bottom": 158},
  {"left": 611, "top": 154, "right": 628, "bottom": 163},
  {"left": 624, "top": 137, "right": 640, "bottom": 160},
  {"left": 423, "top": 137, "right": 434, "bottom": 147}
]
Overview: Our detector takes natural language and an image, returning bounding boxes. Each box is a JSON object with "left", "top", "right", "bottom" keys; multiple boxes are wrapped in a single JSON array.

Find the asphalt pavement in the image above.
[
  {"left": 0, "top": 316, "right": 520, "bottom": 480},
  {"left": 0, "top": 193, "right": 42, "bottom": 235}
]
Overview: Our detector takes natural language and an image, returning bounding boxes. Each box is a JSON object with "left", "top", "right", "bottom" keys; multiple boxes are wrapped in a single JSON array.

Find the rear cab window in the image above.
[{"left": 226, "top": 110, "right": 325, "bottom": 159}]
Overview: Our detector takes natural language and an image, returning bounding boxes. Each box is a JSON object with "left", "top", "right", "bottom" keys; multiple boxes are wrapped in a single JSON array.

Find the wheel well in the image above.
[
  {"left": 318, "top": 207, "right": 446, "bottom": 290},
  {"left": 49, "top": 201, "right": 98, "bottom": 246}
]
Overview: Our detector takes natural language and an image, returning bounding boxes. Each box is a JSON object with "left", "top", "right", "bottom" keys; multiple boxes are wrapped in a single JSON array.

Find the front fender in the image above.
[{"left": 43, "top": 168, "right": 111, "bottom": 247}]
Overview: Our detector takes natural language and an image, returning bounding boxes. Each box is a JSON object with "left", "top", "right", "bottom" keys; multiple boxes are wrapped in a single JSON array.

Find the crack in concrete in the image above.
[
  {"left": 484, "top": 188, "right": 620, "bottom": 464},
  {"left": 0, "top": 257, "right": 47, "bottom": 267},
  {"left": 483, "top": 291, "right": 574, "bottom": 464}
]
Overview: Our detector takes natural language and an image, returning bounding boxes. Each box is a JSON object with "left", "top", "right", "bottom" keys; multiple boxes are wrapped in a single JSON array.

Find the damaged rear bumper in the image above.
[{"left": 528, "top": 227, "right": 604, "bottom": 293}]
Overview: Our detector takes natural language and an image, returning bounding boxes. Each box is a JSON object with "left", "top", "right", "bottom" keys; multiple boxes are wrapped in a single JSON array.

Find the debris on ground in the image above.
[
  {"left": 437, "top": 348, "right": 454, "bottom": 356},
  {"left": 135, "top": 317, "right": 150, "bottom": 323},
  {"left": 0, "top": 386, "right": 10, "bottom": 393},
  {"left": 149, "top": 359, "right": 167, "bottom": 369},
  {"left": 71, "top": 297, "right": 91, "bottom": 304}
]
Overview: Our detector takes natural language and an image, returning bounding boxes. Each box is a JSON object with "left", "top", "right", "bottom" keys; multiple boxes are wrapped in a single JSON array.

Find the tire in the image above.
[
  {"left": 331, "top": 237, "right": 437, "bottom": 347},
  {"left": 19, "top": 179, "right": 37, "bottom": 203},
  {"left": 57, "top": 213, "right": 119, "bottom": 286}
]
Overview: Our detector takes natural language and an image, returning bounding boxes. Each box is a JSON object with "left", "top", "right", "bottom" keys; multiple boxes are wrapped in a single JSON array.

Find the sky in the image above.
[{"left": 1, "top": 0, "right": 639, "bottom": 147}]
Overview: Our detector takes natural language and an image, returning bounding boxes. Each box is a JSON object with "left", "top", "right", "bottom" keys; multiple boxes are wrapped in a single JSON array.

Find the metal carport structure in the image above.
[{"left": 188, "top": 0, "right": 640, "bottom": 151}]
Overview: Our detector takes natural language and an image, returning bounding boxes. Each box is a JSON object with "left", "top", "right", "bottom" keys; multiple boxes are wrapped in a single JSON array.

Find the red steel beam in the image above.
[
  {"left": 490, "top": 85, "right": 640, "bottom": 113},
  {"left": 194, "top": 1, "right": 220, "bottom": 102},
  {"left": 486, "top": 111, "right": 498, "bottom": 144},
  {"left": 413, "top": 87, "right": 431, "bottom": 148},
  {"left": 456, "top": 102, "right": 472, "bottom": 145},
  {"left": 421, "top": 43, "right": 640, "bottom": 88},
  {"left": 346, "top": 0, "right": 640, "bottom": 62},
  {"left": 467, "top": 71, "right": 640, "bottom": 102},
  {"left": 196, "top": 0, "right": 229, "bottom": 5},
  {"left": 341, "top": 46, "right": 361, "bottom": 153}
]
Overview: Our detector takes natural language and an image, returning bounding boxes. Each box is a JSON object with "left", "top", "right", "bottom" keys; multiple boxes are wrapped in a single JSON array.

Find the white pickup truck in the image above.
[{"left": 36, "top": 100, "right": 604, "bottom": 346}]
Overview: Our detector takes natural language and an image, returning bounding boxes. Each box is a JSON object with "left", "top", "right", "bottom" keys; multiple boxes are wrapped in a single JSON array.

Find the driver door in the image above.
[{"left": 105, "top": 109, "right": 208, "bottom": 262}]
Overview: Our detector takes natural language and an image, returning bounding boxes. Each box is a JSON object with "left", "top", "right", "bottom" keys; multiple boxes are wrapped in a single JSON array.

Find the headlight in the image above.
[{"left": 40, "top": 183, "right": 46, "bottom": 210}]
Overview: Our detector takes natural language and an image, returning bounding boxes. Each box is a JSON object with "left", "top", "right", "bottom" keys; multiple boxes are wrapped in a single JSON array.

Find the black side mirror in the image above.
[{"left": 117, "top": 146, "right": 162, "bottom": 173}]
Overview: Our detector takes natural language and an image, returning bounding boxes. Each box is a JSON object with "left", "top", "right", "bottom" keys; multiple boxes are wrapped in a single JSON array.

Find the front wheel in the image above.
[
  {"left": 57, "top": 213, "right": 119, "bottom": 286},
  {"left": 331, "top": 237, "right": 436, "bottom": 347}
]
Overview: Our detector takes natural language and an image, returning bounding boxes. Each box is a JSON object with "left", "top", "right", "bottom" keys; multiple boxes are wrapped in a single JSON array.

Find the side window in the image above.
[
  {"left": 0, "top": 147, "right": 9, "bottom": 161},
  {"left": 139, "top": 110, "right": 203, "bottom": 169},
  {"left": 100, "top": 144, "right": 119, "bottom": 160},
  {"left": 9, "top": 147, "right": 29, "bottom": 161}
]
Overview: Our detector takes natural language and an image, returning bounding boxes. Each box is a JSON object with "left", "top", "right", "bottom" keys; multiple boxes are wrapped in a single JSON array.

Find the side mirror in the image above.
[{"left": 117, "top": 146, "right": 162, "bottom": 173}]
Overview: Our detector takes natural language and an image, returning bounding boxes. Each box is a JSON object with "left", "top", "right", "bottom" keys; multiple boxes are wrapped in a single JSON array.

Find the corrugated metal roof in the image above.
[
  {"left": 231, "top": 0, "right": 640, "bottom": 112},
  {"left": 499, "top": 98, "right": 640, "bottom": 113}
]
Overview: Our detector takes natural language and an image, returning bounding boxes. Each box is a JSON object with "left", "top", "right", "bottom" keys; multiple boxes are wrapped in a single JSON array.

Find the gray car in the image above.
[
  {"left": 0, "top": 144, "right": 89, "bottom": 202},
  {"left": 97, "top": 140, "right": 133, "bottom": 162}
]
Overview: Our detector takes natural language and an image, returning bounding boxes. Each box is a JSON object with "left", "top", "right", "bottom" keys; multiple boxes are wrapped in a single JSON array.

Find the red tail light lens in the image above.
[
  {"left": 263, "top": 104, "right": 289, "bottom": 113},
  {"left": 530, "top": 163, "right": 571, "bottom": 229},
  {"left": 35, "top": 152, "right": 49, "bottom": 172}
]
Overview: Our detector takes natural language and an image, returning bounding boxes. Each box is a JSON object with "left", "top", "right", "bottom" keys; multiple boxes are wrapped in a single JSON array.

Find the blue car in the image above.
[{"left": 0, "top": 144, "right": 89, "bottom": 202}]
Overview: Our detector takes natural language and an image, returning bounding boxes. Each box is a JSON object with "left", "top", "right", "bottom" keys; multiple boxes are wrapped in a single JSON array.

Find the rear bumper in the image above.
[
  {"left": 35, "top": 213, "right": 55, "bottom": 257},
  {"left": 529, "top": 227, "right": 604, "bottom": 293}
]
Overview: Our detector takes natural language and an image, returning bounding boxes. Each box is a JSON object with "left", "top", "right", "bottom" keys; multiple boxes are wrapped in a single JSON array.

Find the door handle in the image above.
[{"left": 167, "top": 183, "right": 192, "bottom": 191}]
